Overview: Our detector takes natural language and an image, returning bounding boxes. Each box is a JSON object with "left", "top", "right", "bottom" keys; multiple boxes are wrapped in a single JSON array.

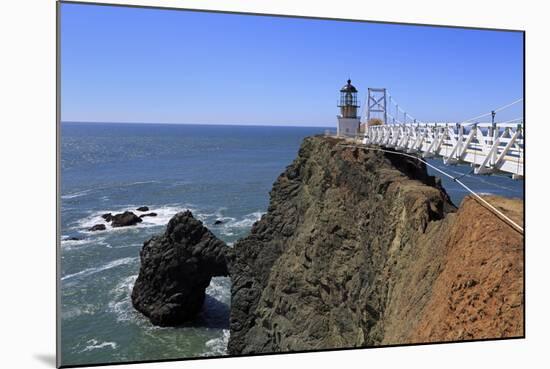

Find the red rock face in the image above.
[{"left": 403, "top": 196, "right": 524, "bottom": 343}]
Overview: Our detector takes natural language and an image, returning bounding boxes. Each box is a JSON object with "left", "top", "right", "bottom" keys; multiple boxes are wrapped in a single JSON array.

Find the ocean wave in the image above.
[
  {"left": 232, "top": 211, "right": 264, "bottom": 228},
  {"left": 206, "top": 277, "right": 231, "bottom": 303},
  {"left": 61, "top": 257, "right": 138, "bottom": 282},
  {"left": 217, "top": 211, "right": 265, "bottom": 236},
  {"left": 125, "top": 180, "right": 160, "bottom": 186},
  {"left": 108, "top": 274, "right": 139, "bottom": 323},
  {"left": 139, "top": 205, "right": 195, "bottom": 227},
  {"left": 61, "top": 189, "right": 91, "bottom": 199},
  {"left": 203, "top": 330, "right": 230, "bottom": 356},
  {"left": 61, "top": 181, "right": 162, "bottom": 203},
  {"left": 79, "top": 339, "right": 118, "bottom": 353},
  {"left": 61, "top": 304, "right": 97, "bottom": 320},
  {"left": 193, "top": 207, "right": 229, "bottom": 221},
  {"left": 60, "top": 235, "right": 109, "bottom": 250}
]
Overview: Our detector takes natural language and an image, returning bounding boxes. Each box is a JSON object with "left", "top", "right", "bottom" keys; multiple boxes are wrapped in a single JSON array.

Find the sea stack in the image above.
[{"left": 131, "top": 210, "right": 233, "bottom": 326}]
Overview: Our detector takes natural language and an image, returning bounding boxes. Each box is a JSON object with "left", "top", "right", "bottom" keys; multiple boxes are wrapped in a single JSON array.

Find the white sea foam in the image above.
[
  {"left": 61, "top": 181, "right": 160, "bottom": 202},
  {"left": 61, "top": 257, "right": 138, "bottom": 282},
  {"left": 125, "top": 180, "right": 160, "bottom": 186},
  {"left": 138, "top": 205, "right": 193, "bottom": 227},
  {"left": 62, "top": 304, "right": 97, "bottom": 320},
  {"left": 80, "top": 339, "right": 118, "bottom": 353},
  {"left": 203, "top": 330, "right": 230, "bottom": 356},
  {"left": 194, "top": 207, "right": 231, "bottom": 223},
  {"left": 206, "top": 277, "right": 231, "bottom": 303},
  {"left": 218, "top": 211, "right": 265, "bottom": 236},
  {"left": 108, "top": 274, "right": 138, "bottom": 323},
  {"left": 60, "top": 235, "right": 109, "bottom": 250},
  {"left": 232, "top": 211, "right": 264, "bottom": 228},
  {"left": 61, "top": 189, "right": 91, "bottom": 199},
  {"left": 60, "top": 238, "right": 90, "bottom": 247},
  {"left": 75, "top": 204, "right": 197, "bottom": 234}
]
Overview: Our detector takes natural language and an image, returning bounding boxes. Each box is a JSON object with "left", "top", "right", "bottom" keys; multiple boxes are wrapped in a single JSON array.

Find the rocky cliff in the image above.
[
  {"left": 131, "top": 135, "right": 524, "bottom": 353},
  {"left": 228, "top": 136, "right": 523, "bottom": 353}
]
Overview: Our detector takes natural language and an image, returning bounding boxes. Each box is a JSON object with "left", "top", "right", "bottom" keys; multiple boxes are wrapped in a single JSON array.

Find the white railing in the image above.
[{"left": 363, "top": 122, "right": 524, "bottom": 178}]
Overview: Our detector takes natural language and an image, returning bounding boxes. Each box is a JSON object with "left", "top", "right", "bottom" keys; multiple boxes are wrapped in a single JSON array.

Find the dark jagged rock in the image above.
[
  {"left": 136, "top": 206, "right": 150, "bottom": 212},
  {"left": 101, "top": 213, "right": 113, "bottom": 222},
  {"left": 214, "top": 219, "right": 224, "bottom": 225},
  {"left": 139, "top": 212, "right": 158, "bottom": 218},
  {"left": 111, "top": 211, "right": 142, "bottom": 227},
  {"left": 88, "top": 224, "right": 106, "bottom": 232},
  {"left": 131, "top": 210, "right": 233, "bottom": 326}
]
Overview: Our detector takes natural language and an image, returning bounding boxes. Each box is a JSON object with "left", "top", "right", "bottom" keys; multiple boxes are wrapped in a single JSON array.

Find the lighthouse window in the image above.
[{"left": 345, "top": 92, "right": 352, "bottom": 105}]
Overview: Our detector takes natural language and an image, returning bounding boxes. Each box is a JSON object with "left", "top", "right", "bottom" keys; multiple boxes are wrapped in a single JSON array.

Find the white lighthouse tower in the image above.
[{"left": 337, "top": 79, "right": 360, "bottom": 137}]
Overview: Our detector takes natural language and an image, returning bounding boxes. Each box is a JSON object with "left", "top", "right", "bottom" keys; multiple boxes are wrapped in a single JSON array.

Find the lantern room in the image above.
[{"left": 338, "top": 79, "right": 359, "bottom": 118}]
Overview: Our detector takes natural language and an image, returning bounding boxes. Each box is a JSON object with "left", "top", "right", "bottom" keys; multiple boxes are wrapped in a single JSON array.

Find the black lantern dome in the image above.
[{"left": 340, "top": 79, "right": 358, "bottom": 93}]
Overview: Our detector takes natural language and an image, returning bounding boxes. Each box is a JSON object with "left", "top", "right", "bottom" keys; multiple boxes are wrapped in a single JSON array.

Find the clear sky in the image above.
[{"left": 61, "top": 3, "right": 524, "bottom": 127}]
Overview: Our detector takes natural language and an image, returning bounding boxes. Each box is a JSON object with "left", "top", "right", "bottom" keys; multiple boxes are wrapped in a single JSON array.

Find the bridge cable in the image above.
[
  {"left": 384, "top": 92, "right": 522, "bottom": 127},
  {"left": 336, "top": 143, "right": 524, "bottom": 234},
  {"left": 500, "top": 116, "right": 524, "bottom": 124},
  {"left": 461, "top": 98, "right": 524, "bottom": 125}
]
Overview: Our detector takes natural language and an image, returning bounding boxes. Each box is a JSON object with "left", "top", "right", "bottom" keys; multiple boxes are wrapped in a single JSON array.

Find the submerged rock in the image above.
[
  {"left": 88, "top": 224, "right": 106, "bottom": 232},
  {"left": 213, "top": 219, "right": 224, "bottom": 225},
  {"left": 136, "top": 206, "right": 149, "bottom": 212},
  {"left": 111, "top": 211, "right": 142, "bottom": 227},
  {"left": 131, "top": 210, "right": 232, "bottom": 326},
  {"left": 139, "top": 212, "right": 158, "bottom": 218}
]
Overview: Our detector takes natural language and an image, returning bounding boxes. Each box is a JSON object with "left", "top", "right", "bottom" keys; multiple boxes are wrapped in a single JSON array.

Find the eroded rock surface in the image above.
[
  {"left": 131, "top": 211, "right": 232, "bottom": 326},
  {"left": 227, "top": 135, "right": 523, "bottom": 354}
]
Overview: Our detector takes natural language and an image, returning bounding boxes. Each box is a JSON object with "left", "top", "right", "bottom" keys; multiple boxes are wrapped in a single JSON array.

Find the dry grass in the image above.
[{"left": 368, "top": 118, "right": 384, "bottom": 126}]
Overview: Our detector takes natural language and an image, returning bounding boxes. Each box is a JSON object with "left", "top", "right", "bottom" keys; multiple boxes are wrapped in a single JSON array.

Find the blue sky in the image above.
[{"left": 61, "top": 3, "right": 524, "bottom": 127}]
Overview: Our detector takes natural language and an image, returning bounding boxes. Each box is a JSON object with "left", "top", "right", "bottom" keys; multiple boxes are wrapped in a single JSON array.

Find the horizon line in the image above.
[{"left": 60, "top": 120, "right": 336, "bottom": 129}]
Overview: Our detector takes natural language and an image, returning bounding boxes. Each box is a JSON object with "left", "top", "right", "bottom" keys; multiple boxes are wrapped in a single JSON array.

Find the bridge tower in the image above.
[
  {"left": 337, "top": 79, "right": 360, "bottom": 137},
  {"left": 366, "top": 88, "right": 387, "bottom": 125}
]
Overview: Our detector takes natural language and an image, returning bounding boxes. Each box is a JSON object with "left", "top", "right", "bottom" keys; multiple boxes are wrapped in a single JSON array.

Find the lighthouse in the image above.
[{"left": 337, "top": 79, "right": 360, "bottom": 137}]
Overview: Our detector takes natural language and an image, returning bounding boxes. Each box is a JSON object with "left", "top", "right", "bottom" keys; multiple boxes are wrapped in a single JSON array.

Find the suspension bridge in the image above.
[{"left": 350, "top": 88, "right": 524, "bottom": 179}]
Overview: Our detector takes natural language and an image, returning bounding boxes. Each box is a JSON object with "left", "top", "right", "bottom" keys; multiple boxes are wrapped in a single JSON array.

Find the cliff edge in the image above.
[{"left": 228, "top": 135, "right": 523, "bottom": 353}]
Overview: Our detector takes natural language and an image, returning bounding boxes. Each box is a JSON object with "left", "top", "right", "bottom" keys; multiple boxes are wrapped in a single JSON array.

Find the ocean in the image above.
[{"left": 59, "top": 122, "right": 523, "bottom": 366}]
